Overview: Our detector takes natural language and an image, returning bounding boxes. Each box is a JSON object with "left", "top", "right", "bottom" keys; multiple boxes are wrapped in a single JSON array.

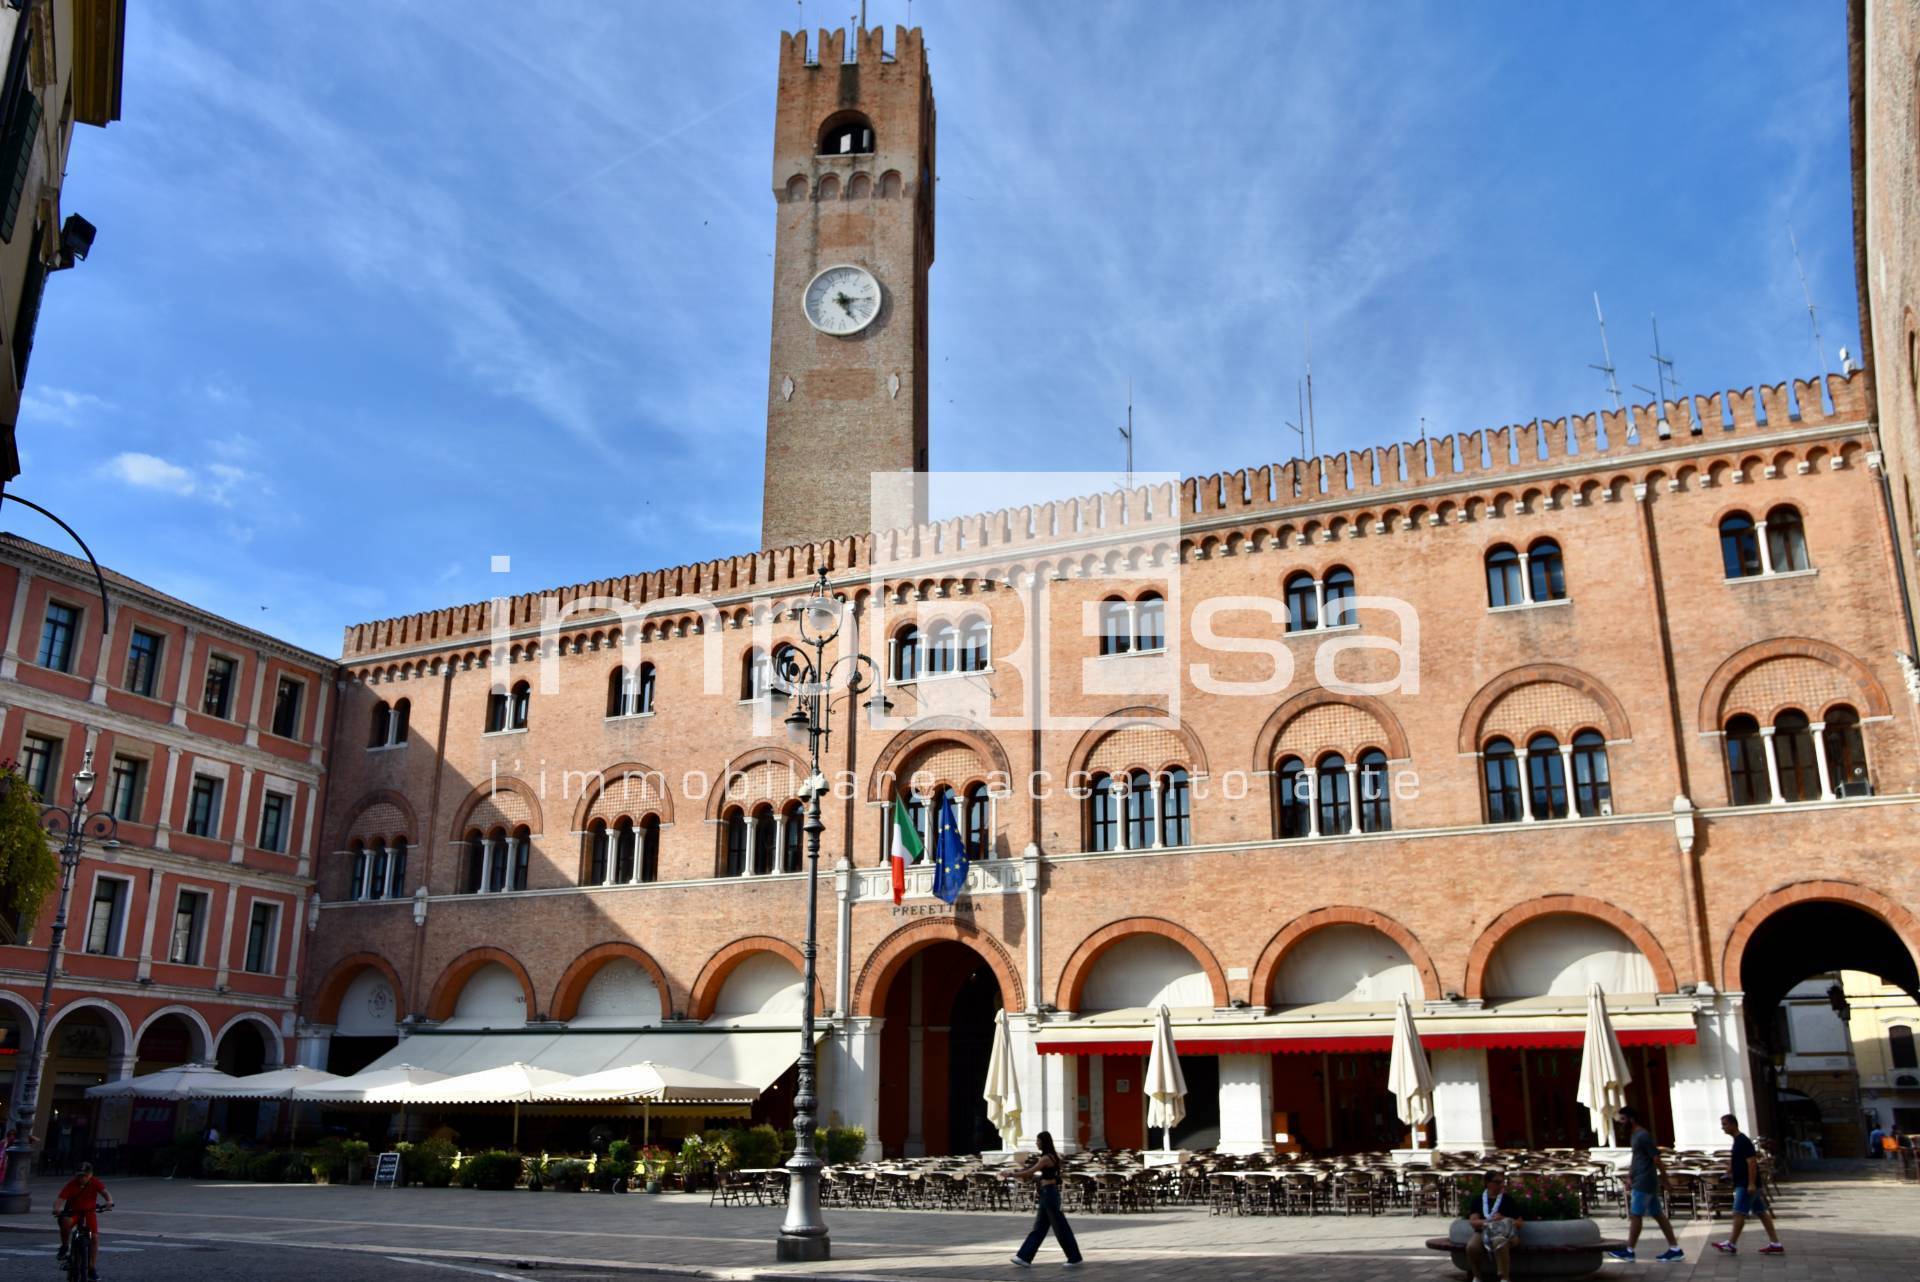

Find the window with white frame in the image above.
[
  {"left": 243, "top": 900, "right": 280, "bottom": 974},
  {"left": 107, "top": 754, "right": 145, "bottom": 822},
  {"left": 1720, "top": 505, "right": 1812, "bottom": 579},
  {"left": 36, "top": 600, "right": 79, "bottom": 672},
  {"left": 606, "top": 663, "right": 656, "bottom": 717},
  {"left": 258, "top": 790, "right": 292, "bottom": 853},
  {"left": 202, "top": 653, "right": 238, "bottom": 719},
  {"left": 185, "top": 774, "right": 223, "bottom": 837},
  {"left": 84, "top": 875, "right": 131, "bottom": 955},
  {"left": 169, "top": 888, "right": 210, "bottom": 965},
  {"left": 369, "top": 697, "right": 411, "bottom": 748},
  {"left": 19, "top": 732, "right": 60, "bottom": 800},
  {"left": 1284, "top": 568, "right": 1357, "bottom": 632},
  {"left": 125, "top": 627, "right": 164, "bottom": 697},
  {"left": 271, "top": 676, "right": 304, "bottom": 738}
]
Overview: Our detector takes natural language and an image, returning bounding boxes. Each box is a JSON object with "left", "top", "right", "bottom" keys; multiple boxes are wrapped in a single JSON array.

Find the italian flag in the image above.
[{"left": 890, "top": 797, "right": 923, "bottom": 905}]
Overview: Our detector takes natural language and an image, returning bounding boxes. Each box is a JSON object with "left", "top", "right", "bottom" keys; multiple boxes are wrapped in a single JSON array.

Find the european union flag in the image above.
[{"left": 930, "top": 789, "right": 970, "bottom": 905}]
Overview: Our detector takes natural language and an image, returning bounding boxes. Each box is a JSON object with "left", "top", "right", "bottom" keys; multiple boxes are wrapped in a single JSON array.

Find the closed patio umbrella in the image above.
[
  {"left": 1387, "top": 993, "right": 1435, "bottom": 1148},
  {"left": 1575, "top": 982, "right": 1633, "bottom": 1141},
  {"left": 1143, "top": 1004, "right": 1187, "bottom": 1153},
  {"left": 981, "top": 1008, "right": 1022, "bottom": 1146}
]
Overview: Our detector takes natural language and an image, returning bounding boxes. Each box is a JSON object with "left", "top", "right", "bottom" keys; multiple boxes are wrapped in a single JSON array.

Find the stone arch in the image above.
[
  {"left": 1252, "top": 689, "right": 1413, "bottom": 766},
  {"left": 1055, "top": 917, "right": 1230, "bottom": 1012},
  {"left": 568, "top": 761, "right": 676, "bottom": 832},
  {"left": 550, "top": 941, "right": 678, "bottom": 1022},
  {"left": 1249, "top": 906, "right": 1442, "bottom": 1005},
  {"left": 48, "top": 996, "right": 133, "bottom": 1057},
  {"left": 1066, "top": 706, "right": 1212, "bottom": 781},
  {"left": 0, "top": 987, "right": 36, "bottom": 1041},
  {"left": 1463, "top": 895, "right": 1678, "bottom": 999},
  {"left": 851, "top": 917, "right": 1025, "bottom": 1018},
  {"left": 312, "top": 952, "right": 407, "bottom": 1025},
  {"left": 425, "top": 946, "right": 540, "bottom": 1022},
  {"left": 1457, "top": 663, "right": 1633, "bottom": 753},
  {"left": 705, "top": 746, "right": 811, "bottom": 822},
  {"left": 133, "top": 1004, "right": 215, "bottom": 1063},
  {"left": 446, "top": 776, "right": 544, "bottom": 841},
  {"left": 342, "top": 789, "right": 419, "bottom": 842},
  {"left": 1696, "top": 637, "right": 1892, "bottom": 729},
  {"left": 1719, "top": 879, "right": 1920, "bottom": 993},
  {"left": 866, "top": 717, "right": 1015, "bottom": 801},
  {"left": 688, "top": 935, "right": 818, "bottom": 1020},
  {"left": 214, "top": 1010, "right": 285, "bottom": 1067}
]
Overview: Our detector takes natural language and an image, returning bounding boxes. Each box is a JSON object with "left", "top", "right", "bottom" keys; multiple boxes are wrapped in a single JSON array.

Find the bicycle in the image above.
[{"left": 54, "top": 1203, "right": 109, "bottom": 1282}]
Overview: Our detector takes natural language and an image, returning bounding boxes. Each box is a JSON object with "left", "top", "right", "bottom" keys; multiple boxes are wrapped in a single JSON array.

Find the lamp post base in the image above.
[{"left": 776, "top": 1231, "right": 831, "bottom": 1262}]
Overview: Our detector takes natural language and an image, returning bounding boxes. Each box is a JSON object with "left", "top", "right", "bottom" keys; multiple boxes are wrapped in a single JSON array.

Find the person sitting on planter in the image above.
[{"left": 1461, "top": 1170, "right": 1526, "bottom": 1282}]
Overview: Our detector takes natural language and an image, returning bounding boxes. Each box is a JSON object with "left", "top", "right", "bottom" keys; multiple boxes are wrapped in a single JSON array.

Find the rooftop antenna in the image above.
[
  {"left": 1631, "top": 315, "right": 1680, "bottom": 437},
  {"left": 1303, "top": 322, "right": 1319, "bottom": 461},
  {"left": 1117, "top": 377, "right": 1134, "bottom": 491},
  {"left": 1788, "top": 222, "right": 1829, "bottom": 379},
  {"left": 1589, "top": 292, "right": 1624, "bottom": 412},
  {"left": 1284, "top": 380, "right": 1306, "bottom": 496}
]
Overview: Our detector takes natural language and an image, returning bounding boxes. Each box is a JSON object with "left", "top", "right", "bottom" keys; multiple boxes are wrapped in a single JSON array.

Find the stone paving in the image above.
[{"left": 0, "top": 1169, "right": 1914, "bottom": 1281}]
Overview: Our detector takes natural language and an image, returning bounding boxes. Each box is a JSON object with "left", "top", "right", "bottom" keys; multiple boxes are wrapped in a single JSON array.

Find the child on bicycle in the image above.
[{"left": 55, "top": 1162, "right": 113, "bottom": 1281}]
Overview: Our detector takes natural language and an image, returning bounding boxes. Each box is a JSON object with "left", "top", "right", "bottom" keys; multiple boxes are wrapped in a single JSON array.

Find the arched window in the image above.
[
  {"left": 1124, "top": 769, "right": 1155, "bottom": 849},
  {"left": 1526, "top": 733, "right": 1568, "bottom": 819},
  {"left": 1316, "top": 752, "right": 1352, "bottom": 835},
  {"left": 1160, "top": 767, "right": 1191, "bottom": 847},
  {"left": 509, "top": 826, "right": 530, "bottom": 890},
  {"left": 613, "top": 818, "right": 636, "bottom": 883},
  {"left": 892, "top": 625, "right": 922, "bottom": 682},
  {"left": 486, "top": 826, "right": 510, "bottom": 893},
  {"left": 1483, "top": 738, "right": 1522, "bottom": 823},
  {"left": 1357, "top": 749, "right": 1391, "bottom": 833},
  {"left": 392, "top": 698, "right": 410, "bottom": 745},
  {"left": 1099, "top": 598, "right": 1131, "bottom": 656},
  {"left": 819, "top": 114, "right": 874, "bottom": 155},
  {"left": 1277, "top": 757, "right": 1309, "bottom": 838},
  {"left": 368, "top": 840, "right": 389, "bottom": 901},
  {"left": 1724, "top": 714, "right": 1769, "bottom": 805},
  {"left": 959, "top": 616, "right": 991, "bottom": 673},
  {"left": 1773, "top": 710, "right": 1819, "bottom": 802},
  {"left": 742, "top": 649, "right": 767, "bottom": 700},
  {"left": 1570, "top": 730, "right": 1611, "bottom": 817},
  {"left": 585, "top": 819, "right": 609, "bottom": 885},
  {"left": 1135, "top": 594, "right": 1165, "bottom": 652},
  {"left": 485, "top": 687, "right": 509, "bottom": 733},
  {"left": 1720, "top": 512, "right": 1762, "bottom": 579},
  {"left": 638, "top": 816, "right": 660, "bottom": 882},
  {"left": 771, "top": 644, "right": 802, "bottom": 693},
  {"left": 780, "top": 802, "right": 804, "bottom": 872},
  {"left": 904, "top": 791, "right": 927, "bottom": 852},
  {"left": 1284, "top": 572, "right": 1319, "bottom": 633},
  {"left": 1891, "top": 1024, "right": 1919, "bottom": 1070},
  {"left": 1088, "top": 774, "right": 1119, "bottom": 852},
  {"left": 1824, "top": 705, "right": 1871, "bottom": 796},
  {"left": 349, "top": 840, "right": 368, "bottom": 901},
  {"left": 509, "top": 681, "right": 530, "bottom": 731},
  {"left": 1527, "top": 538, "right": 1567, "bottom": 602},
  {"left": 752, "top": 804, "right": 778, "bottom": 875},
  {"left": 926, "top": 622, "right": 957, "bottom": 676},
  {"left": 462, "top": 829, "right": 487, "bottom": 893},
  {"left": 389, "top": 838, "right": 408, "bottom": 896},
  {"left": 636, "top": 663, "right": 655, "bottom": 714},
  {"left": 1485, "top": 545, "right": 1523, "bottom": 608},
  {"left": 965, "top": 783, "right": 991, "bottom": 858},
  {"left": 607, "top": 668, "right": 630, "bottom": 718},
  {"left": 1322, "top": 567, "right": 1356, "bottom": 627},
  {"left": 724, "top": 809, "right": 748, "bottom": 876},
  {"left": 1765, "top": 504, "right": 1809, "bottom": 572},
  {"left": 369, "top": 701, "right": 392, "bottom": 748}
]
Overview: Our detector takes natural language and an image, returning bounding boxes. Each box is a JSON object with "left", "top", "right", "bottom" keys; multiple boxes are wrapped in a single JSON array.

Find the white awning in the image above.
[
  {"left": 380, "top": 1061, "right": 572, "bottom": 1105},
  {"left": 294, "top": 1064, "right": 449, "bottom": 1104},
  {"left": 85, "top": 1063, "right": 246, "bottom": 1100},
  {"left": 532, "top": 1061, "right": 759, "bottom": 1103},
  {"left": 355, "top": 1025, "right": 818, "bottom": 1095},
  {"left": 200, "top": 1065, "right": 342, "bottom": 1099}
]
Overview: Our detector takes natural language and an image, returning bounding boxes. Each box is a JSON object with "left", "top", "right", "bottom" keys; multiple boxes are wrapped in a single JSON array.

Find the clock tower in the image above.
[{"left": 761, "top": 25, "right": 933, "bottom": 550}]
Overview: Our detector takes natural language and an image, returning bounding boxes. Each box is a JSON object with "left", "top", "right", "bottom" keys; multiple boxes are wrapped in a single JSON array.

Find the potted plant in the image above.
[
  {"left": 639, "top": 1145, "right": 671, "bottom": 1194},
  {"left": 342, "top": 1140, "right": 369, "bottom": 1186},
  {"left": 1445, "top": 1174, "right": 1603, "bottom": 1280},
  {"left": 607, "top": 1140, "right": 635, "bottom": 1193}
]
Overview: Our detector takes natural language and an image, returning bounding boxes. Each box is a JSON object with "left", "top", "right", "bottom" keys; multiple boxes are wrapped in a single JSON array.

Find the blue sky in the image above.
[{"left": 10, "top": 1, "right": 1855, "bottom": 656}]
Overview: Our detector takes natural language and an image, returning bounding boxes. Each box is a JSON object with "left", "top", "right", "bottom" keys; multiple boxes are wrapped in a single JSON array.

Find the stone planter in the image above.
[{"left": 1445, "top": 1218, "right": 1604, "bottom": 1281}]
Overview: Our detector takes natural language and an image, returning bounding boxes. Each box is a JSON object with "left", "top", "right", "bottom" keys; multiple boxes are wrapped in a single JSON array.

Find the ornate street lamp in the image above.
[
  {"left": 0, "top": 749, "right": 120, "bottom": 1214},
  {"left": 769, "top": 571, "right": 883, "bottom": 1262}
]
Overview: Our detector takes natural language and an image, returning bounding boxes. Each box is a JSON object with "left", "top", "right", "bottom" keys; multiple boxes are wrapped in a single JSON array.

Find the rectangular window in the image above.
[
  {"left": 258, "top": 791, "right": 290, "bottom": 853},
  {"left": 0, "top": 35, "right": 40, "bottom": 245},
  {"left": 84, "top": 876, "right": 129, "bottom": 956},
  {"left": 202, "top": 654, "right": 237, "bottom": 719},
  {"left": 185, "top": 774, "right": 222, "bottom": 838},
  {"left": 125, "top": 628, "right": 164, "bottom": 697},
  {"left": 107, "top": 755, "right": 145, "bottom": 822},
  {"left": 18, "top": 732, "right": 59, "bottom": 799},
  {"left": 271, "top": 676, "right": 302, "bottom": 739},
  {"left": 169, "top": 889, "right": 209, "bottom": 965},
  {"left": 243, "top": 902, "right": 279, "bottom": 974},
  {"left": 37, "top": 601, "right": 78, "bottom": 671}
]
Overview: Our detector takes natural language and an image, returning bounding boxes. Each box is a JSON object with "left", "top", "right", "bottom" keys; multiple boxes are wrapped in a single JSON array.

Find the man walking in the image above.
[
  {"left": 1712, "top": 1114, "right": 1784, "bottom": 1256},
  {"left": 1607, "top": 1106, "right": 1684, "bottom": 1262}
]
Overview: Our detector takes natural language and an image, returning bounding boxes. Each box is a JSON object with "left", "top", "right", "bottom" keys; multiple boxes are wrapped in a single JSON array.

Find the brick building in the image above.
[
  {"left": 0, "top": 533, "right": 333, "bottom": 1150},
  {"left": 293, "top": 25, "right": 1920, "bottom": 1161}
]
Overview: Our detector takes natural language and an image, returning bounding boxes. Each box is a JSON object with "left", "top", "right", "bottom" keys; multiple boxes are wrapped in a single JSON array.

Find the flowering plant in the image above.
[{"left": 1457, "top": 1173, "right": 1585, "bottom": 1221}]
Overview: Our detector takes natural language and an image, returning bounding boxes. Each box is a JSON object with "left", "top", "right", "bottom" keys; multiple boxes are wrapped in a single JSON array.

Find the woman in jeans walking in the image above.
[{"left": 1010, "top": 1131, "right": 1083, "bottom": 1268}]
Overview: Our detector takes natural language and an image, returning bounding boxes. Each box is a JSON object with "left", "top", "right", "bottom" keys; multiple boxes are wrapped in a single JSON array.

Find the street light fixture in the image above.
[
  {"left": 770, "top": 571, "right": 876, "bottom": 1262},
  {"left": 0, "top": 749, "right": 120, "bottom": 1214}
]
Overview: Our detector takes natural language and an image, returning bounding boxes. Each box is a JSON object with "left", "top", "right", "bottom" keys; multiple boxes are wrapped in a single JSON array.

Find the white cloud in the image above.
[
  {"left": 21, "top": 386, "right": 113, "bottom": 427},
  {"left": 104, "top": 452, "right": 196, "bottom": 495}
]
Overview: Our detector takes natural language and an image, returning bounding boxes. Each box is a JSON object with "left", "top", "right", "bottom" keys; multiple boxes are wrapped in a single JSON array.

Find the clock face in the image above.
[{"left": 803, "top": 264, "right": 882, "bottom": 335}]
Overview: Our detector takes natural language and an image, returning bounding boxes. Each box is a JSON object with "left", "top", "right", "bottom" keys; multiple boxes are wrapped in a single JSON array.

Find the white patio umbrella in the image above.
[
  {"left": 199, "top": 1065, "right": 341, "bottom": 1099},
  {"left": 1387, "top": 993, "right": 1435, "bottom": 1148},
  {"left": 1142, "top": 1004, "right": 1187, "bottom": 1153},
  {"left": 85, "top": 1063, "right": 245, "bottom": 1101},
  {"left": 981, "top": 1008, "right": 1023, "bottom": 1146},
  {"left": 1575, "top": 982, "right": 1633, "bottom": 1141},
  {"left": 532, "top": 1061, "right": 758, "bottom": 1145},
  {"left": 377, "top": 1061, "right": 574, "bottom": 1149},
  {"left": 291, "top": 1063, "right": 449, "bottom": 1104}
]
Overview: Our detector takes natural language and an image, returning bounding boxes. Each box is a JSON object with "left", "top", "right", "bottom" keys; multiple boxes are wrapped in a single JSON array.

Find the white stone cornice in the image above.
[{"left": 0, "top": 683, "right": 325, "bottom": 785}]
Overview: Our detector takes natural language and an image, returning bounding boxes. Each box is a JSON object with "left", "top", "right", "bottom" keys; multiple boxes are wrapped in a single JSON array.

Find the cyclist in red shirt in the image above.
[{"left": 55, "top": 1162, "right": 113, "bottom": 1280}]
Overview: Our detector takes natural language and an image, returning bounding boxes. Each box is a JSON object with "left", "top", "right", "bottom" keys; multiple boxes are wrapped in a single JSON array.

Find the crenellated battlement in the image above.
[
  {"left": 780, "top": 24, "right": 924, "bottom": 73},
  {"left": 339, "top": 370, "right": 1873, "bottom": 661}
]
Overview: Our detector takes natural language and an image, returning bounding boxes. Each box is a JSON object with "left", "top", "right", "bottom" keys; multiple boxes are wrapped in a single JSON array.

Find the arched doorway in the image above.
[
  {"left": 877, "top": 941, "right": 1007, "bottom": 1156},
  {"left": 40, "top": 1004, "right": 127, "bottom": 1173},
  {"left": 1073, "top": 932, "right": 1219, "bottom": 1152},
  {"left": 1729, "top": 894, "right": 1920, "bottom": 1159},
  {"left": 328, "top": 967, "right": 401, "bottom": 1075},
  {"left": 215, "top": 1019, "right": 274, "bottom": 1137}
]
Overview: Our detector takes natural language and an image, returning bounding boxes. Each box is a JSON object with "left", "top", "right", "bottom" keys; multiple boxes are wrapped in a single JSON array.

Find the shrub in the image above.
[
  {"left": 730, "top": 1125, "right": 780, "bottom": 1171},
  {"left": 203, "top": 1140, "right": 249, "bottom": 1179},
  {"left": 1456, "top": 1174, "right": 1585, "bottom": 1222},
  {"left": 824, "top": 1127, "right": 867, "bottom": 1166},
  {"left": 306, "top": 1136, "right": 351, "bottom": 1183},
  {"left": 460, "top": 1150, "right": 523, "bottom": 1191},
  {"left": 341, "top": 1139, "right": 370, "bottom": 1182},
  {"left": 546, "top": 1159, "right": 589, "bottom": 1192},
  {"left": 400, "top": 1137, "right": 458, "bottom": 1188}
]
